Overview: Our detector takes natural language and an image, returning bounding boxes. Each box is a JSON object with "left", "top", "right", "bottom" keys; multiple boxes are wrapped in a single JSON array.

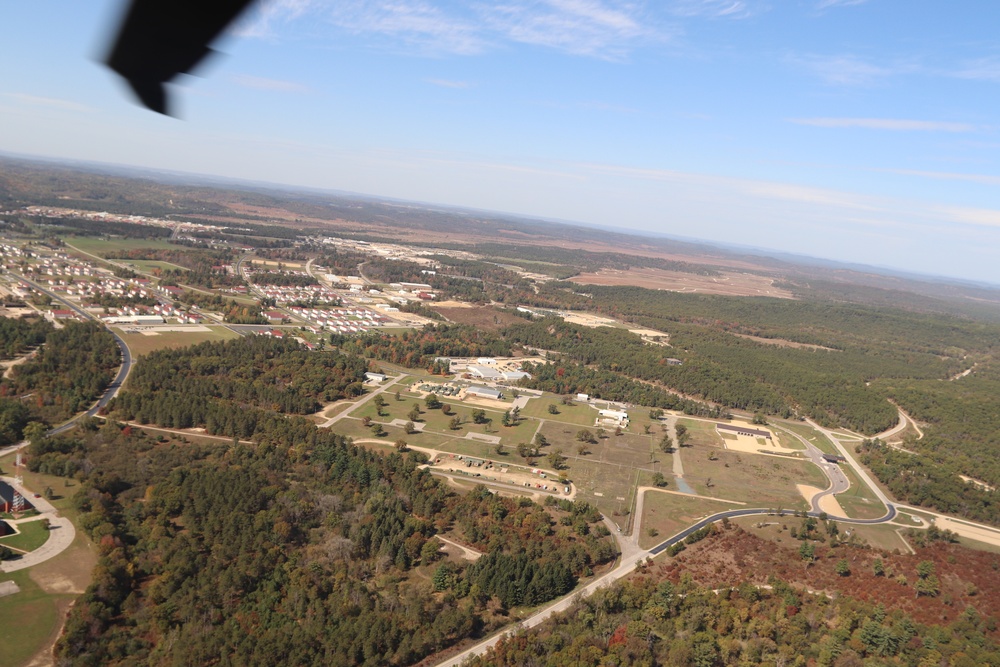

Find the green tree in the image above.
[
  {"left": 449, "top": 415, "right": 462, "bottom": 430},
  {"left": 501, "top": 410, "right": 511, "bottom": 427},
  {"left": 547, "top": 403, "right": 559, "bottom": 415},
  {"left": 652, "top": 472, "right": 667, "bottom": 488},
  {"left": 799, "top": 541, "right": 815, "bottom": 562},
  {"left": 420, "top": 538, "right": 440, "bottom": 564},
  {"left": 535, "top": 433, "right": 548, "bottom": 448},
  {"left": 836, "top": 559, "right": 851, "bottom": 576},
  {"left": 404, "top": 421, "right": 417, "bottom": 435},
  {"left": 425, "top": 393, "right": 441, "bottom": 410},
  {"left": 472, "top": 409, "right": 487, "bottom": 424},
  {"left": 576, "top": 429, "right": 596, "bottom": 444},
  {"left": 394, "top": 438, "right": 408, "bottom": 452},
  {"left": 873, "top": 558, "right": 885, "bottom": 576},
  {"left": 547, "top": 450, "right": 567, "bottom": 470}
]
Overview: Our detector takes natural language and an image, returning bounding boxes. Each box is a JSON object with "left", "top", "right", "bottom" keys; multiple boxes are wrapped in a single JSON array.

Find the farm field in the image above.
[{"left": 111, "top": 326, "right": 240, "bottom": 356}]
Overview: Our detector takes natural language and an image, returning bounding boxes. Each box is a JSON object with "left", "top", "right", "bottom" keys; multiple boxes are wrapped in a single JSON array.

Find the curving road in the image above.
[{"left": 8, "top": 274, "right": 134, "bottom": 438}]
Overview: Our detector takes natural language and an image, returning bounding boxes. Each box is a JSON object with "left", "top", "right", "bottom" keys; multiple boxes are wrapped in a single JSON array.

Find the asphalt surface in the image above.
[{"left": 9, "top": 274, "right": 134, "bottom": 437}]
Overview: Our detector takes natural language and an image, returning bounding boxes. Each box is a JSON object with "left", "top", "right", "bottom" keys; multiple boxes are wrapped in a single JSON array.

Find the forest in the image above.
[
  {"left": 104, "top": 246, "right": 245, "bottom": 289},
  {"left": 468, "top": 568, "right": 1000, "bottom": 667},
  {"left": 34, "top": 414, "right": 615, "bottom": 665},
  {"left": 110, "top": 336, "right": 369, "bottom": 436},
  {"left": 0, "top": 320, "right": 119, "bottom": 424},
  {"left": 0, "top": 314, "right": 50, "bottom": 359}
]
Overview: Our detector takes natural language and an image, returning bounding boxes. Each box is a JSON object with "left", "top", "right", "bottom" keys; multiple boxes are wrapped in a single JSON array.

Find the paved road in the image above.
[
  {"left": 773, "top": 424, "right": 851, "bottom": 514},
  {"left": 12, "top": 274, "right": 134, "bottom": 437},
  {"left": 0, "top": 476, "right": 77, "bottom": 573}
]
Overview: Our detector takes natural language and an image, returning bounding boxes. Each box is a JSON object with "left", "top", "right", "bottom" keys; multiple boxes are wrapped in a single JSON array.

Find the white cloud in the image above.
[
  {"left": 953, "top": 56, "right": 1000, "bottom": 83},
  {"left": 935, "top": 206, "right": 1000, "bottom": 229},
  {"left": 326, "top": 1, "right": 485, "bottom": 55},
  {"left": 790, "top": 54, "right": 896, "bottom": 86},
  {"left": 232, "top": 74, "right": 311, "bottom": 93},
  {"left": 668, "top": 0, "right": 756, "bottom": 19},
  {"left": 879, "top": 169, "right": 1000, "bottom": 187},
  {"left": 816, "top": 0, "right": 869, "bottom": 9},
  {"left": 241, "top": 0, "right": 663, "bottom": 59},
  {"left": 789, "top": 117, "right": 977, "bottom": 132},
  {"left": 4, "top": 93, "right": 93, "bottom": 113}
]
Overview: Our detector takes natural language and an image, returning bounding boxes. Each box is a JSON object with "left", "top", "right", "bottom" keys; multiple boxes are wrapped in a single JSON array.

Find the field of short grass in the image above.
[
  {"left": 0, "top": 519, "right": 51, "bottom": 553},
  {"left": 847, "top": 524, "right": 912, "bottom": 552},
  {"left": 112, "top": 326, "right": 240, "bottom": 357},
  {"left": 776, "top": 422, "right": 838, "bottom": 455},
  {"left": 676, "top": 418, "right": 725, "bottom": 448},
  {"left": 0, "top": 569, "right": 60, "bottom": 667},
  {"left": 0, "top": 454, "right": 98, "bottom": 667},
  {"left": 63, "top": 236, "right": 179, "bottom": 256},
  {"left": 681, "top": 445, "right": 825, "bottom": 510},
  {"left": 834, "top": 464, "right": 887, "bottom": 519},
  {"left": 121, "top": 259, "right": 189, "bottom": 272},
  {"left": 638, "top": 492, "right": 743, "bottom": 549},
  {"left": 518, "top": 398, "right": 599, "bottom": 426}
]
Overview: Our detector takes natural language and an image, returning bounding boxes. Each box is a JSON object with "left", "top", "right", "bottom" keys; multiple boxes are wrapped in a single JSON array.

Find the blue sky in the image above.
[{"left": 2, "top": 1, "right": 1000, "bottom": 283}]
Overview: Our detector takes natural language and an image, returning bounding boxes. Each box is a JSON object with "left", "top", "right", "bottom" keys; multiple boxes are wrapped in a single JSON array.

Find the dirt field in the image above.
[
  {"left": 431, "top": 305, "right": 528, "bottom": 331},
  {"left": 934, "top": 517, "right": 1000, "bottom": 548},
  {"left": 570, "top": 268, "right": 794, "bottom": 299},
  {"left": 731, "top": 333, "right": 838, "bottom": 351}
]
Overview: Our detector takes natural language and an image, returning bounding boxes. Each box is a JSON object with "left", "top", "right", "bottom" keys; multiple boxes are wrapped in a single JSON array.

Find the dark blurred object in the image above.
[{"left": 105, "top": 0, "right": 255, "bottom": 115}]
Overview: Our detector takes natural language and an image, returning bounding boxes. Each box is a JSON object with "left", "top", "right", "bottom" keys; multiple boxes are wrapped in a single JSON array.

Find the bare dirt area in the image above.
[
  {"left": 571, "top": 268, "right": 794, "bottom": 298},
  {"left": 431, "top": 306, "right": 527, "bottom": 331},
  {"left": 731, "top": 333, "right": 838, "bottom": 351}
]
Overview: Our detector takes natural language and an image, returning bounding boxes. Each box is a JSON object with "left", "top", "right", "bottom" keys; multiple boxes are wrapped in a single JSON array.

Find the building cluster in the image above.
[
  {"left": 248, "top": 278, "right": 343, "bottom": 305},
  {"left": 286, "top": 306, "right": 388, "bottom": 333}
]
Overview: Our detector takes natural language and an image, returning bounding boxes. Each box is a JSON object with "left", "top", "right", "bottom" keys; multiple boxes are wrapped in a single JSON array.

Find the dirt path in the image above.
[
  {"left": 434, "top": 535, "right": 483, "bottom": 561},
  {"left": 1, "top": 349, "right": 36, "bottom": 379}
]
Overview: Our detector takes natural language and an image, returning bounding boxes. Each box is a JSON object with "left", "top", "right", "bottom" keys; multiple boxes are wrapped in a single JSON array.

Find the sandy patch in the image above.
[
  {"left": 718, "top": 421, "right": 801, "bottom": 456},
  {"left": 432, "top": 300, "right": 475, "bottom": 308},
  {"left": 731, "top": 333, "right": 838, "bottom": 352},
  {"left": 935, "top": 517, "right": 1000, "bottom": 547},
  {"left": 797, "top": 484, "right": 822, "bottom": 505},
  {"left": 628, "top": 328, "right": 669, "bottom": 338},
  {"left": 571, "top": 268, "right": 795, "bottom": 299},
  {"left": 818, "top": 494, "right": 848, "bottom": 517},
  {"left": 561, "top": 312, "right": 618, "bottom": 328},
  {"left": 958, "top": 475, "right": 996, "bottom": 492}
]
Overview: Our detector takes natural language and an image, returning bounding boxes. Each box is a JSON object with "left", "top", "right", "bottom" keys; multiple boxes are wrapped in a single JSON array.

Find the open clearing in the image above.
[
  {"left": 729, "top": 332, "right": 838, "bottom": 351},
  {"left": 430, "top": 305, "right": 528, "bottom": 331},
  {"left": 570, "top": 268, "right": 794, "bottom": 299},
  {"left": 62, "top": 236, "right": 179, "bottom": 256},
  {"left": 639, "top": 491, "right": 742, "bottom": 549},
  {"left": 112, "top": 325, "right": 239, "bottom": 356},
  {"left": 682, "top": 446, "right": 825, "bottom": 509},
  {"left": 934, "top": 517, "right": 1000, "bottom": 548}
]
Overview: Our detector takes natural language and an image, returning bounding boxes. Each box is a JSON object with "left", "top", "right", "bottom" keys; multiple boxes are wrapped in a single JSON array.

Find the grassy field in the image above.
[
  {"left": 120, "top": 259, "right": 189, "bottom": 272},
  {"left": 638, "top": 492, "right": 742, "bottom": 549},
  {"left": 112, "top": 326, "right": 240, "bottom": 357},
  {"left": 0, "top": 519, "right": 51, "bottom": 553},
  {"left": 682, "top": 445, "right": 826, "bottom": 510},
  {"left": 834, "top": 464, "right": 887, "bottom": 519},
  {"left": 776, "top": 422, "right": 839, "bottom": 455},
  {"left": 519, "top": 398, "right": 600, "bottom": 426},
  {"left": 63, "top": 236, "right": 179, "bottom": 256},
  {"left": 0, "top": 569, "right": 61, "bottom": 667},
  {"left": 676, "top": 418, "right": 725, "bottom": 447},
  {"left": 0, "top": 453, "right": 98, "bottom": 667},
  {"left": 848, "top": 524, "right": 913, "bottom": 552}
]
